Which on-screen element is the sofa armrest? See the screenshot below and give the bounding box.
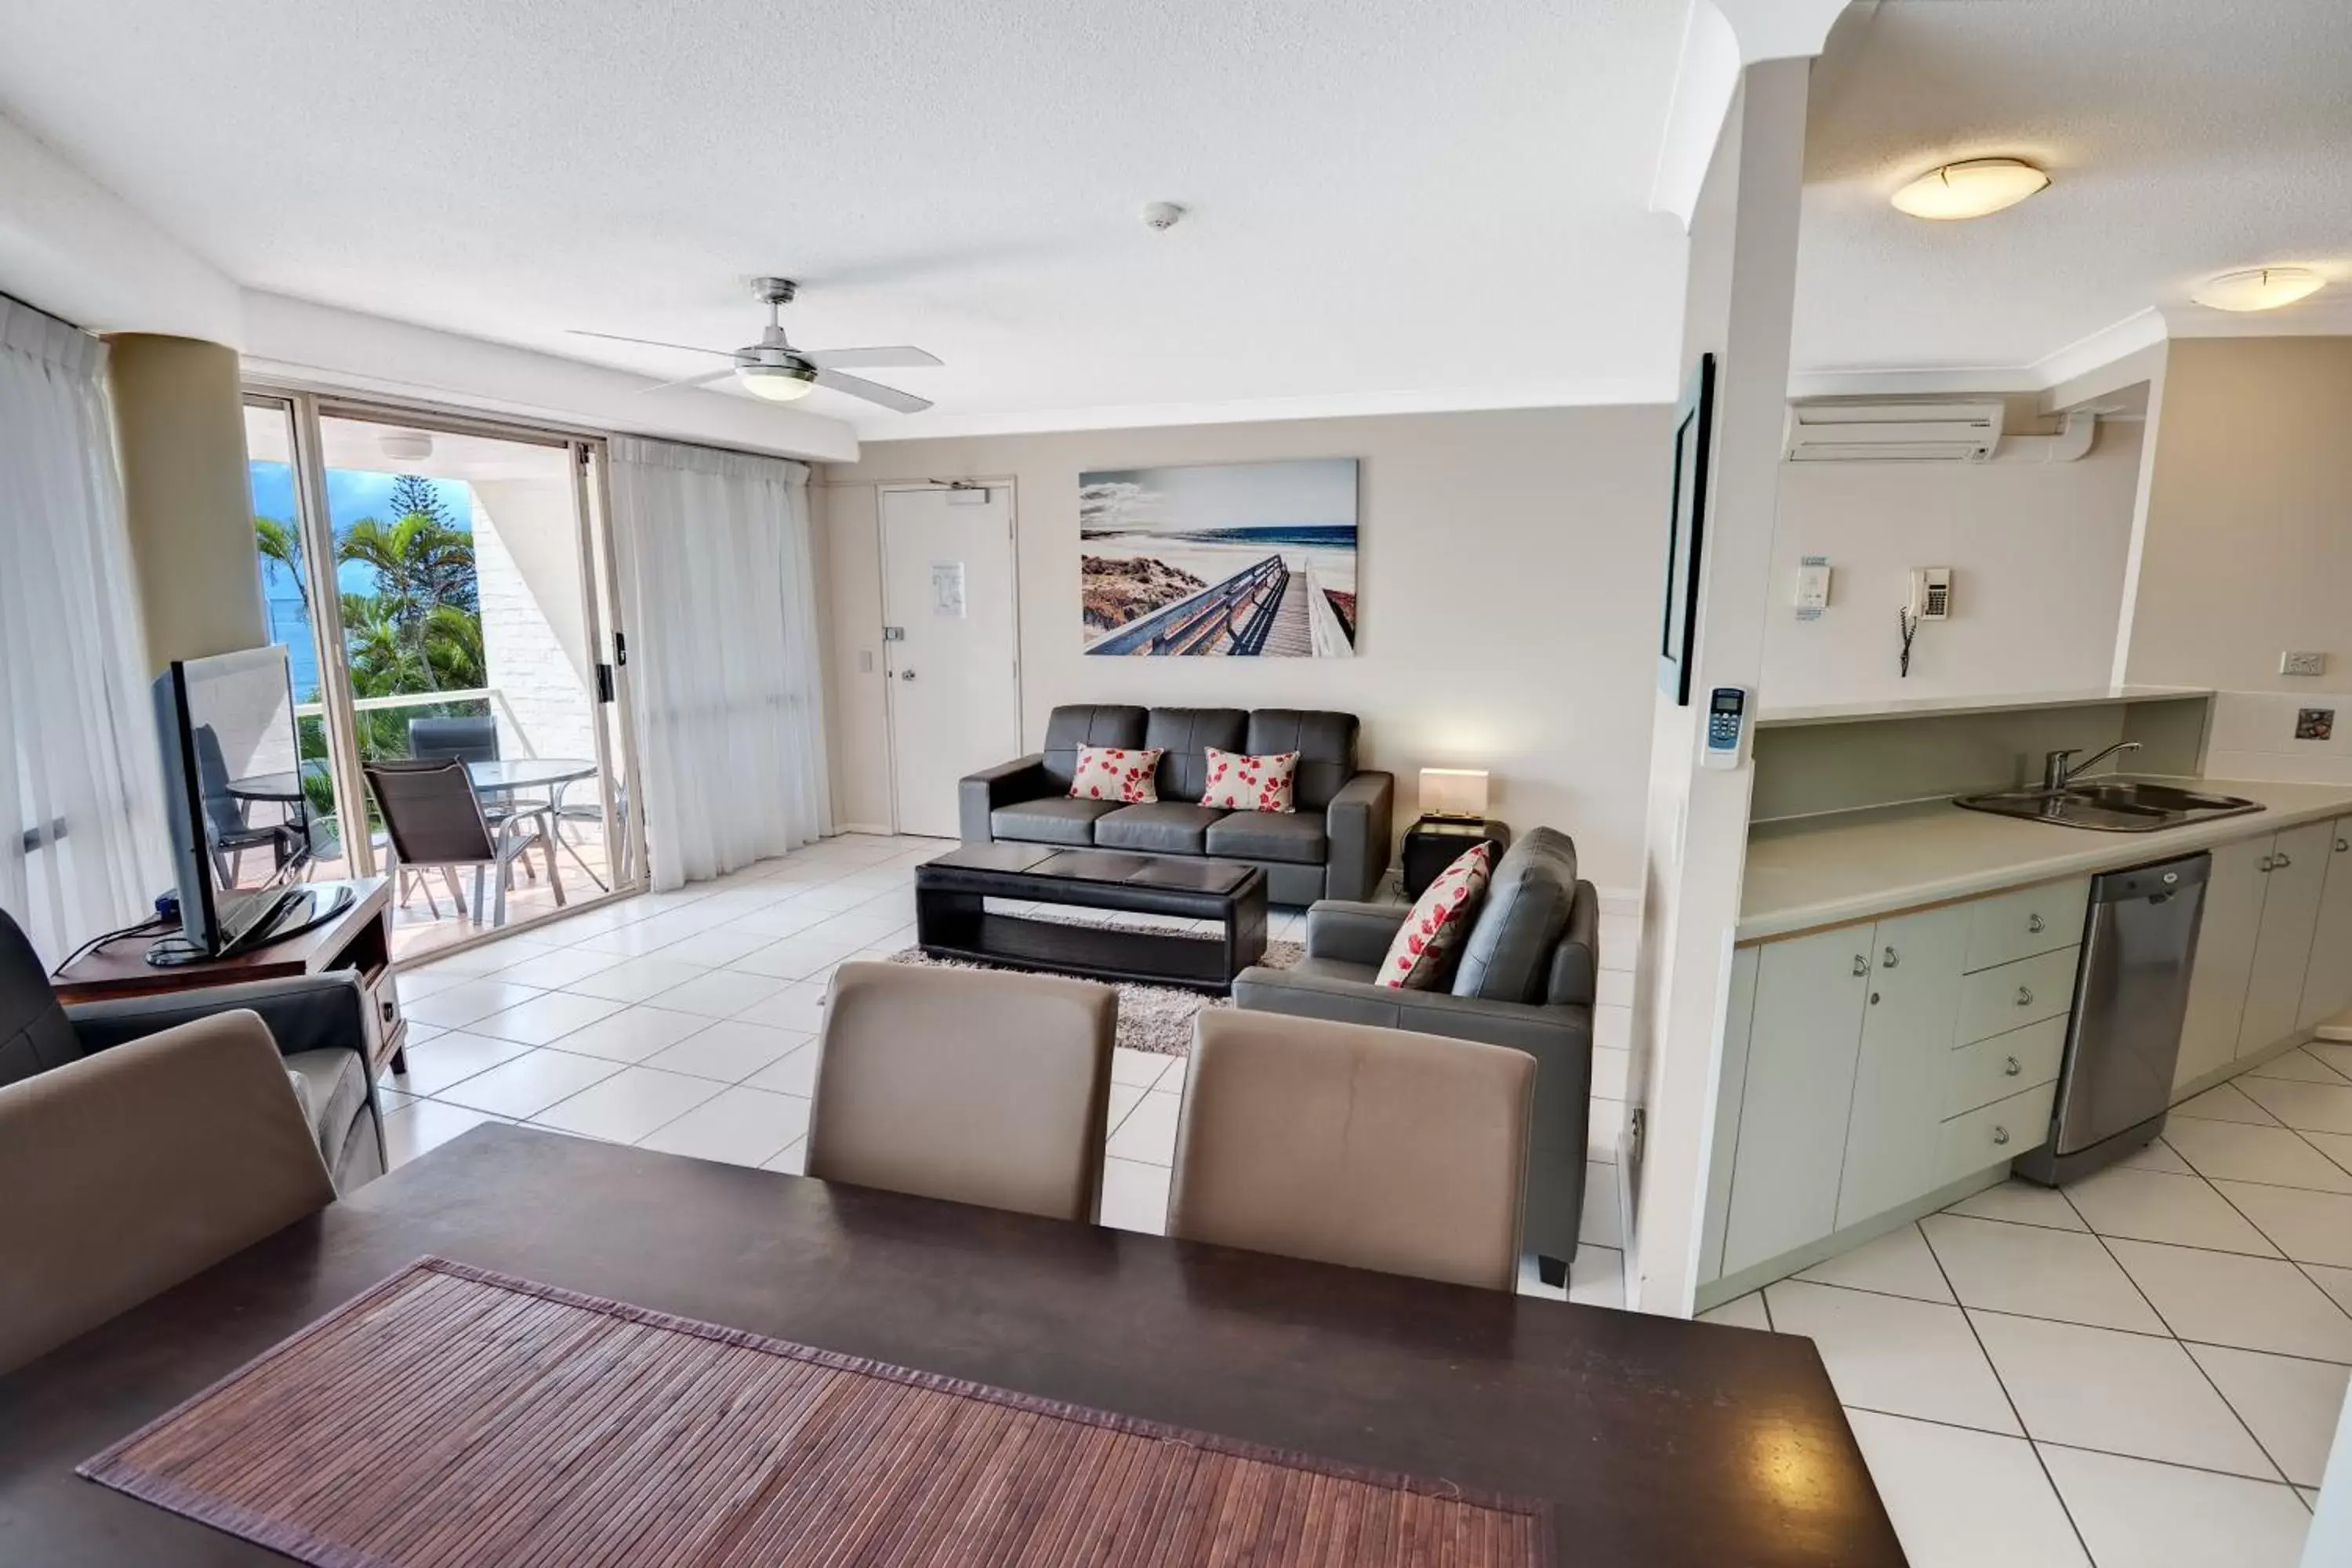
[1548,880,1602,1008]
[1304,900,1409,965]
[959,753,1051,842]
[1323,770,1396,902]
[67,972,374,1065]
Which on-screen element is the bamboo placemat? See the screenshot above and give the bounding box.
[82,1257,1552,1566]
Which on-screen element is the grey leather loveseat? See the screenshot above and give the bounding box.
[960,705,1395,906]
[1231,827,1598,1283]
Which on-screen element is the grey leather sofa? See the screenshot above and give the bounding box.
[0,908,386,1192]
[1230,827,1597,1283]
[960,705,1395,906]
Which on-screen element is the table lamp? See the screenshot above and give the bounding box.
[1419,768,1490,822]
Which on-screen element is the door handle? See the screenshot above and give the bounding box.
[2016,986,2034,1007]
[1882,946,1900,969]
[2005,1055,2022,1076]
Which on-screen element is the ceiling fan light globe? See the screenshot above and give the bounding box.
[1890,158,2049,220]
[737,361,818,401]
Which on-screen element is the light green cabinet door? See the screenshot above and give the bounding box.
[2297,818,2352,1033]
[1836,904,1972,1229]
[1721,922,1872,1277]
[2240,821,2334,1058]
[2176,833,2271,1095]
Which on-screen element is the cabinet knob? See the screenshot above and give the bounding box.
[2027,913,2045,935]
[1991,1126,2012,1147]
[2016,985,2034,1007]
[2005,1055,2022,1076]
[1870,992,1882,1005]
[2276,852,2293,869]
[2259,855,2277,873]
[2336,838,2348,853]
[1852,955,1869,978]
[1883,946,1900,969]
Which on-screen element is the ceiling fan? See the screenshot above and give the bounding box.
[568,278,940,412]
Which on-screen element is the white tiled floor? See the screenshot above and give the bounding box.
[384,832,1640,1307]
[1707,1043,2352,1566]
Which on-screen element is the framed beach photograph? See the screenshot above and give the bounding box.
[1078,458,1358,657]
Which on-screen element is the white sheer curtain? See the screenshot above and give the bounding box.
[608,434,832,890]
[0,298,169,963]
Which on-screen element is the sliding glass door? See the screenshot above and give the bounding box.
[244,391,643,958]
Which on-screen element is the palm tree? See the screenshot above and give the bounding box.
[254,515,307,617]
[336,513,479,691]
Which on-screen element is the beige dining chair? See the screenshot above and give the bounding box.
[1170,1009,1537,1291]
[0,1011,336,1376]
[808,962,1119,1222]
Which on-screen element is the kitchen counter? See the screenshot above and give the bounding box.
[1755,684,2211,729]
[1740,776,2352,941]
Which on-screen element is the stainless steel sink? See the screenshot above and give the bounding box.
[1954,778,2266,833]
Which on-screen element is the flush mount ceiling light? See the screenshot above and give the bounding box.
[2190,266,2328,313]
[1891,158,2050,220]
[378,431,434,461]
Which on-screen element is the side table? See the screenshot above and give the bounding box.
[1401,817,1512,898]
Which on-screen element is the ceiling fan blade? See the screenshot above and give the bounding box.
[637,368,740,394]
[568,328,735,358]
[800,346,943,371]
[814,368,932,413]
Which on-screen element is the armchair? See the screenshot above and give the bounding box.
[1232,826,1596,1283]
[0,909,385,1192]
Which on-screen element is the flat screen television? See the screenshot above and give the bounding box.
[154,645,310,957]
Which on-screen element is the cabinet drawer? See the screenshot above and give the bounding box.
[1965,878,2090,972]
[1957,946,2080,1044]
[1937,1082,2055,1185]
[1945,1015,2067,1116]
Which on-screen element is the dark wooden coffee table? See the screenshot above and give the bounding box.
[916,844,1268,993]
[0,1124,1904,1565]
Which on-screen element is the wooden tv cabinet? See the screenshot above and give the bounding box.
[51,877,408,1076]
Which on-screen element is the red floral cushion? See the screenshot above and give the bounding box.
[1377,844,1494,990]
[1199,746,1299,814]
[1069,744,1164,803]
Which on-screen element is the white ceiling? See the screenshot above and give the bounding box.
[0,0,1693,437]
[1795,0,2352,385]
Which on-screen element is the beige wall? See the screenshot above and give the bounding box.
[1763,417,2143,707]
[817,406,1670,889]
[2118,337,2352,786]
[107,334,264,669]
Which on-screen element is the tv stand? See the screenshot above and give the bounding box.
[53,877,409,1076]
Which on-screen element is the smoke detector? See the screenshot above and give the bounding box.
[1141,201,1185,231]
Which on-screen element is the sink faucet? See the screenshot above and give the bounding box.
[2044,741,2142,792]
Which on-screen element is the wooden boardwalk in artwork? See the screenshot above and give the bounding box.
[1087,554,1309,656]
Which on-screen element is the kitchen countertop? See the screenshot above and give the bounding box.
[1740,776,2352,942]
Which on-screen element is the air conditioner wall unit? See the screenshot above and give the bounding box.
[1784,399,2006,463]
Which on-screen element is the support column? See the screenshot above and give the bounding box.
[106,333,263,670]
[1627,56,1813,1316]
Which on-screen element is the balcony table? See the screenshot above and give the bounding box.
[0,1123,1900,1566]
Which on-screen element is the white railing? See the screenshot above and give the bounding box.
[292,685,543,758]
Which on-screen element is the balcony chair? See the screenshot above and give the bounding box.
[362,758,560,929]
[191,722,304,886]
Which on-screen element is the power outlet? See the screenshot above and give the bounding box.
[2281,651,2328,677]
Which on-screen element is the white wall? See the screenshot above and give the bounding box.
[2123,337,2352,785]
[470,481,597,764]
[1761,419,2143,707]
[817,405,1669,891]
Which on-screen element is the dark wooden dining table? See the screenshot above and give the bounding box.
[0,1124,1905,1566]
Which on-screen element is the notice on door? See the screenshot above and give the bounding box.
[931,561,967,618]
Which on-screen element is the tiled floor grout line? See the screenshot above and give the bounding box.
[2071,1169,2297,1490]
[1911,1217,2100,1564]
[1838,1402,2318,1490]
[2198,1170,2352,1341]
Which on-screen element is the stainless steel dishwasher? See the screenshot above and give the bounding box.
[2014,851,2210,1186]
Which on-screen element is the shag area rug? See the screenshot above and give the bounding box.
[884,921,1304,1057]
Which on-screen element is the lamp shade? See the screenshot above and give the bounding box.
[1419,768,1490,818]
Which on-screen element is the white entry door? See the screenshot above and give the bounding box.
[880,485,1021,837]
